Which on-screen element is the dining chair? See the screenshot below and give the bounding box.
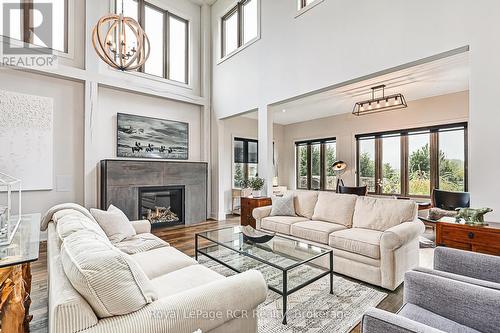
[338,185,368,196]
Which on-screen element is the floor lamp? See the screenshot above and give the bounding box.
[332,161,348,192]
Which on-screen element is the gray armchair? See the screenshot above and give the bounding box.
[362,270,500,333]
[415,247,500,290]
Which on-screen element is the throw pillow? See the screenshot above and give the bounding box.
[90,205,136,243]
[352,196,417,231]
[290,190,319,219]
[270,194,296,217]
[56,210,109,242]
[61,230,157,318]
[312,192,357,227]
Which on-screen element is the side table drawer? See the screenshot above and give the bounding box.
[442,226,500,244]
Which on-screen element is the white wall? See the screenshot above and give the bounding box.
[84,87,203,207]
[0,69,84,215]
[211,0,500,219]
[280,91,469,190]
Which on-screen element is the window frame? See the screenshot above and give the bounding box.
[296,0,325,17]
[295,137,336,191]
[356,122,468,198]
[0,0,70,55]
[233,137,259,189]
[115,0,190,84]
[220,0,260,61]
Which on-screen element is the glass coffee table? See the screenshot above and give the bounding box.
[195,226,333,324]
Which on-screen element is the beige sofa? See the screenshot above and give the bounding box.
[253,191,425,291]
[43,205,267,333]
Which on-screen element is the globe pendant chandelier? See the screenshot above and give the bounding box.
[92,0,150,71]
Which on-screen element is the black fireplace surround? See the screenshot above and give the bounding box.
[138,186,185,228]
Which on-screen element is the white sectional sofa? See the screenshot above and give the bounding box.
[253,191,425,290]
[42,204,267,333]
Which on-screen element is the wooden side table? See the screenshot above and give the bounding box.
[434,218,500,255]
[0,214,41,333]
[240,197,272,228]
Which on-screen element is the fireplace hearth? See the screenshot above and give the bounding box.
[138,186,185,228]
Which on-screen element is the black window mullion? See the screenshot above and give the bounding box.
[375,137,383,195]
[237,2,243,48]
[401,134,409,197]
[430,130,439,193]
[164,11,169,79]
[307,144,312,190]
[23,0,33,44]
[320,143,326,190]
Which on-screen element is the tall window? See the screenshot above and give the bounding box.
[296,138,336,191]
[233,138,258,188]
[116,0,189,84]
[221,0,258,58]
[0,0,68,53]
[356,123,467,197]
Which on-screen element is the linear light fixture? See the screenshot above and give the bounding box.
[352,85,407,116]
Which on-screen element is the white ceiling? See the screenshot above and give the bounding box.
[242,53,469,125]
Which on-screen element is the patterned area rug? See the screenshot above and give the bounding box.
[198,249,387,333]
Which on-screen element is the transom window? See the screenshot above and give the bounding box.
[233,137,258,188]
[221,0,258,58]
[116,0,189,84]
[0,0,68,53]
[296,138,336,191]
[356,123,468,197]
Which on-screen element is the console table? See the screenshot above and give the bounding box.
[432,217,500,255]
[0,214,41,332]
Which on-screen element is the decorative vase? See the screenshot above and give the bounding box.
[252,190,262,198]
[241,188,253,198]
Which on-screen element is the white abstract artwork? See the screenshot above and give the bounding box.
[0,89,53,191]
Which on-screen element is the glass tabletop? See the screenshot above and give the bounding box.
[197,226,331,271]
[0,214,41,268]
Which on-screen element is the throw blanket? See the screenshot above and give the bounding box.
[40,203,97,231]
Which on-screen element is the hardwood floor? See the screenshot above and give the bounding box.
[30,217,407,333]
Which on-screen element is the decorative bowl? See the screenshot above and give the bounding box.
[242,226,275,244]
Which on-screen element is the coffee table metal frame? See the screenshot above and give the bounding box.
[195,227,333,324]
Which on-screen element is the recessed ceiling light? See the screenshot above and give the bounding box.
[282,109,286,113]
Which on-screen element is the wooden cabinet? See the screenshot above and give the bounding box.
[240,197,272,228]
[436,221,500,255]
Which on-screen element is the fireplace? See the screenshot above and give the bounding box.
[138,186,185,228]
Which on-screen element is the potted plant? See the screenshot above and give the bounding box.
[238,179,252,197]
[248,177,265,197]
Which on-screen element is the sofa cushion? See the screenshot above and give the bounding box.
[56,210,108,242]
[151,265,225,298]
[270,194,295,217]
[398,303,481,333]
[289,190,319,219]
[329,228,383,259]
[131,246,198,280]
[261,216,309,234]
[312,192,357,227]
[114,233,169,255]
[61,230,157,318]
[352,196,417,231]
[291,221,346,244]
[90,205,137,243]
